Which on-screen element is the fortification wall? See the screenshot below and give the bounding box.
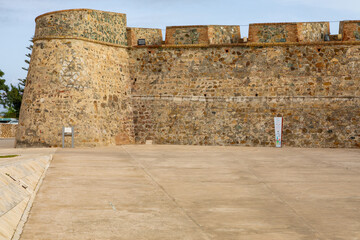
[132,96,359,147]
[17,39,134,147]
[16,8,360,148]
[129,44,360,97]
[129,44,360,147]
[16,9,134,147]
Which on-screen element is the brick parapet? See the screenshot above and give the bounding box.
[340,21,360,41]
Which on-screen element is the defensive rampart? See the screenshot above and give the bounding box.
[17,9,134,147]
[16,9,360,148]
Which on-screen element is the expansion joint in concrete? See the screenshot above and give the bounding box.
[244,163,326,239]
[121,146,212,240]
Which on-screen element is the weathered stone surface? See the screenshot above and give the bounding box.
[165,26,209,45]
[15,9,360,148]
[165,25,241,45]
[208,25,241,44]
[35,9,127,46]
[129,44,360,97]
[127,27,162,46]
[249,22,329,43]
[16,39,134,147]
[297,22,329,42]
[132,96,360,148]
[249,23,298,43]
[340,21,360,41]
[128,43,360,147]
[0,124,17,138]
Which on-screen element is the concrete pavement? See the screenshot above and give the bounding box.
[19,145,360,240]
[0,146,55,240]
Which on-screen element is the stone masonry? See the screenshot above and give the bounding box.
[16,9,360,148]
[0,124,18,138]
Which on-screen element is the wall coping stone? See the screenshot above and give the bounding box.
[35,8,126,22]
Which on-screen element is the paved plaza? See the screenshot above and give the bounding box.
[15,145,360,239]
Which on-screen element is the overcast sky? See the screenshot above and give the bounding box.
[1,0,360,86]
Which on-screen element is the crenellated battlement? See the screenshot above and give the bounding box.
[33,9,359,48]
[339,20,360,41]
[126,27,162,46]
[17,9,360,148]
[248,22,330,43]
[165,25,241,45]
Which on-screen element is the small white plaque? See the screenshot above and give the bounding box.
[145,140,153,145]
[274,117,283,148]
[64,127,72,134]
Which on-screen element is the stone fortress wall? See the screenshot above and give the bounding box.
[16,9,134,147]
[0,124,18,138]
[16,9,360,148]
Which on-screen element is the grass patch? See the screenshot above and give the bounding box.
[0,155,18,158]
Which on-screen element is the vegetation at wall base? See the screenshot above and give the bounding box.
[0,155,18,158]
[0,70,23,118]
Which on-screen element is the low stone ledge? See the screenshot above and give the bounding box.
[0,155,52,240]
[0,125,17,138]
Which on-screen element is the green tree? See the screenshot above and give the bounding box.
[18,38,33,93]
[0,70,22,118]
[0,38,33,118]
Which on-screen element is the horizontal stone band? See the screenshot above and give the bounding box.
[131,95,360,102]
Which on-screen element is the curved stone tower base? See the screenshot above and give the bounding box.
[16,9,134,147]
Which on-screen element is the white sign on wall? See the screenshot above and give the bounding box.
[274,117,283,148]
[64,127,72,134]
[62,126,75,148]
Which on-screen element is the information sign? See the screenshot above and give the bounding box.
[62,126,74,148]
[64,127,72,134]
[274,117,283,148]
